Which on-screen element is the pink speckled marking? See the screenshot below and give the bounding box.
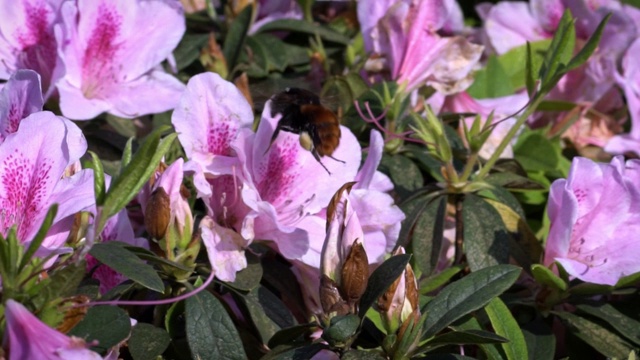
[4,102,23,137]
[0,149,52,241]
[14,2,57,90]
[81,4,123,98]
[257,138,300,206]
[207,121,236,155]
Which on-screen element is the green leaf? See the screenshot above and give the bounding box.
[261,343,326,360]
[451,316,505,360]
[358,254,411,317]
[485,297,528,360]
[513,130,560,172]
[228,251,263,291]
[68,306,131,353]
[462,195,510,271]
[223,4,253,75]
[565,14,611,72]
[616,271,640,288]
[255,19,350,45]
[467,55,515,99]
[173,34,209,71]
[379,154,423,199]
[422,264,521,339]
[186,290,247,360]
[522,319,556,360]
[555,311,634,359]
[268,323,316,349]
[88,151,106,205]
[20,204,57,270]
[539,10,576,93]
[239,285,295,343]
[33,261,86,308]
[403,195,446,277]
[322,314,361,346]
[531,264,567,291]
[89,242,164,293]
[342,350,387,360]
[120,137,134,172]
[420,265,464,295]
[129,323,171,360]
[576,303,640,346]
[100,127,176,231]
[421,329,508,352]
[485,172,545,191]
[525,42,536,96]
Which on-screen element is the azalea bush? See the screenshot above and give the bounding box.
[1,0,640,359]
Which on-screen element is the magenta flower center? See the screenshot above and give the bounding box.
[81,4,122,99]
[0,149,52,241]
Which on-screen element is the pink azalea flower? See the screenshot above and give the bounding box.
[358,0,483,94]
[56,0,186,120]
[3,299,103,359]
[250,0,303,34]
[605,38,640,156]
[0,0,65,96]
[199,216,247,282]
[543,156,640,285]
[0,112,94,258]
[0,69,43,142]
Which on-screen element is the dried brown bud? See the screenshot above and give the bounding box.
[320,274,348,315]
[325,182,357,232]
[148,162,168,189]
[57,295,90,333]
[405,263,419,312]
[145,187,171,239]
[377,269,402,312]
[341,240,369,305]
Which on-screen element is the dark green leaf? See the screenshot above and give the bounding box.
[403,144,446,181]
[88,151,106,205]
[467,55,515,99]
[20,204,57,270]
[322,314,361,346]
[256,19,350,45]
[531,264,567,291]
[462,195,510,271]
[406,195,446,277]
[576,303,640,345]
[555,311,634,359]
[100,127,176,231]
[228,251,263,291]
[129,323,171,360]
[358,254,411,317]
[422,329,508,351]
[261,343,326,360]
[379,154,423,199]
[565,14,611,72]
[173,34,209,71]
[420,265,464,295]
[186,290,246,360]
[33,262,86,307]
[485,297,528,360]
[89,242,164,293]
[239,285,295,343]
[68,306,131,353]
[342,350,387,360]
[522,318,556,360]
[322,74,369,112]
[451,315,505,360]
[616,271,640,288]
[525,42,535,96]
[121,244,192,272]
[537,100,578,112]
[485,172,545,191]
[422,265,521,339]
[268,323,316,349]
[223,5,253,74]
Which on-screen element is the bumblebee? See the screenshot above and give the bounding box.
[267,88,344,174]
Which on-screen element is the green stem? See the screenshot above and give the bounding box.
[459,152,479,183]
[476,95,543,179]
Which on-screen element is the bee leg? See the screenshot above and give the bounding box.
[264,127,281,155]
[328,155,346,164]
[312,149,332,175]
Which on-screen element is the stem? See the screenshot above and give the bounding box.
[453,195,465,265]
[475,96,543,179]
[459,152,479,183]
[445,162,460,184]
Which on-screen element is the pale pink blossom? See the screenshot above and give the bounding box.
[0,0,65,96]
[56,0,186,120]
[0,112,94,258]
[0,69,43,142]
[543,156,640,285]
[3,299,103,359]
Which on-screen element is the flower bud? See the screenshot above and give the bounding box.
[145,187,171,239]
[320,275,349,316]
[377,247,420,334]
[341,240,369,306]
